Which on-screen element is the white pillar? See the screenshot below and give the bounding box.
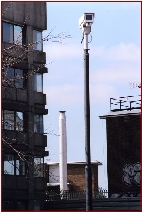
[84,33,88,50]
[59,111,67,191]
[82,26,91,50]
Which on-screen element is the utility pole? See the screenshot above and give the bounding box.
[79,13,95,211]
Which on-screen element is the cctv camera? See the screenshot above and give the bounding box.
[79,13,95,29]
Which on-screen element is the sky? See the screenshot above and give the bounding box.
[42,2,140,190]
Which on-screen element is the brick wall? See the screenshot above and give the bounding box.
[106,114,140,195]
[67,164,98,192]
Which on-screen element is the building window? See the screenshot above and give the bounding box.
[4,154,26,175]
[3,110,23,131]
[3,67,24,88]
[33,30,42,51]
[3,110,14,130]
[16,112,24,131]
[34,115,43,134]
[16,160,25,175]
[34,157,44,177]
[34,73,43,92]
[4,155,14,175]
[3,22,22,45]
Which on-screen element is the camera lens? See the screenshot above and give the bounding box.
[86,15,92,20]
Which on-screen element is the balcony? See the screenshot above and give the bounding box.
[2,130,28,146]
[34,133,47,147]
[2,87,28,102]
[34,91,46,105]
[2,175,28,190]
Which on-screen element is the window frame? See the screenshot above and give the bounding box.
[33,29,43,51]
[34,73,43,92]
[2,110,24,132]
[34,114,43,134]
[2,21,23,45]
[34,157,44,177]
[3,67,25,88]
[3,154,26,176]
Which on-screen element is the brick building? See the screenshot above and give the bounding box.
[45,161,102,194]
[100,95,141,197]
[2,2,48,210]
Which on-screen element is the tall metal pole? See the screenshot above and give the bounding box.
[84,32,92,211]
[79,13,95,210]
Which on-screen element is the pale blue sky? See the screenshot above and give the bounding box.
[43,2,140,189]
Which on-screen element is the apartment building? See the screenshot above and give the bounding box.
[2,2,48,210]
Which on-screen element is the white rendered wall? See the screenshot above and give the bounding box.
[49,165,60,183]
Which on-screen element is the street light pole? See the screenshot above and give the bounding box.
[84,46,92,211]
[79,13,95,211]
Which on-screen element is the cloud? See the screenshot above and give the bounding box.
[44,82,117,108]
[44,42,82,61]
[90,64,140,85]
[90,84,116,103]
[92,43,140,62]
[44,84,83,107]
[44,42,140,63]
[43,41,140,108]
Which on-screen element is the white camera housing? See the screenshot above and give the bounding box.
[79,13,95,29]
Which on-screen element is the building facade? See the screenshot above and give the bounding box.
[100,95,141,198]
[2,2,48,210]
[45,161,102,195]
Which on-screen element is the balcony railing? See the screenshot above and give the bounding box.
[46,190,107,201]
[45,189,140,201]
[110,95,141,112]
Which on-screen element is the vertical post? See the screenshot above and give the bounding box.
[59,111,67,193]
[120,100,122,110]
[79,13,95,210]
[84,46,92,210]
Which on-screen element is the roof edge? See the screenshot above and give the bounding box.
[99,109,141,119]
